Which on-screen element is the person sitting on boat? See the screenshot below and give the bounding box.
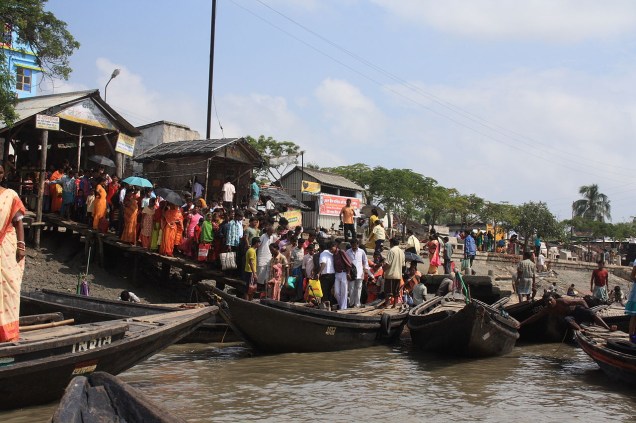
[610,285,626,306]
[119,291,140,303]
[516,251,536,302]
[566,284,577,296]
[520,293,615,332]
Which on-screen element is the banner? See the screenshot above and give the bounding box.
[280,209,302,228]
[319,194,361,216]
[35,114,59,131]
[115,133,136,157]
[58,99,116,130]
[301,180,321,194]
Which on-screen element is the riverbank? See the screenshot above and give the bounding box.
[22,231,632,305]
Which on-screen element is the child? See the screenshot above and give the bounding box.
[244,237,260,300]
[85,188,96,225]
[567,284,577,296]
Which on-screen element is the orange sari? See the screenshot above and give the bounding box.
[0,189,26,342]
[49,170,63,212]
[120,196,139,244]
[160,206,183,256]
[92,184,107,229]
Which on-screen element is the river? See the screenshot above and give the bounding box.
[1,339,634,422]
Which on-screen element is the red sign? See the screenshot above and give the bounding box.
[319,194,361,216]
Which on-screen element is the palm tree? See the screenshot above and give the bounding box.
[572,184,611,222]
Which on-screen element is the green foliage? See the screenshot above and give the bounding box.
[245,135,301,182]
[572,184,611,222]
[0,0,80,125]
[515,202,560,249]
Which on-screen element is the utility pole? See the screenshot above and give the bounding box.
[206,0,217,139]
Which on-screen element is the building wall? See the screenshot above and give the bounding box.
[2,31,42,99]
[130,122,200,174]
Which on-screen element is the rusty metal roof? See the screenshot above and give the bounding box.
[133,137,262,164]
[281,166,364,191]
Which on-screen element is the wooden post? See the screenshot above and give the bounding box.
[34,130,48,249]
[76,125,83,170]
[204,157,210,203]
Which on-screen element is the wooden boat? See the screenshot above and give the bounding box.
[197,282,409,353]
[408,294,520,357]
[0,307,215,410]
[52,371,184,423]
[575,326,636,384]
[505,299,631,343]
[21,289,236,343]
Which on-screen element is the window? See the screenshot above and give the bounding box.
[16,67,31,92]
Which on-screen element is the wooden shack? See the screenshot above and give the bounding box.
[134,137,263,204]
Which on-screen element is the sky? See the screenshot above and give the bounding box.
[44,0,636,222]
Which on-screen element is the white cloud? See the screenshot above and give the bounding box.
[314,78,387,145]
[371,0,636,42]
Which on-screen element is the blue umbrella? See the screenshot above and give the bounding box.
[122,176,153,188]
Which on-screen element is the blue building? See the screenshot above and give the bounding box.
[1,25,43,99]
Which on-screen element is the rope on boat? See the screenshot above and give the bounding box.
[455,272,471,304]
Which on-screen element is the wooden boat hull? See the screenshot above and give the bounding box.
[52,372,184,423]
[200,284,408,353]
[409,298,519,357]
[575,329,636,385]
[505,300,570,343]
[21,289,235,343]
[0,307,214,410]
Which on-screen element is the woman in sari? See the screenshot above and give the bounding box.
[160,203,184,257]
[49,166,64,212]
[0,165,26,342]
[92,177,107,230]
[427,234,441,274]
[139,197,156,248]
[120,189,139,244]
[150,200,165,251]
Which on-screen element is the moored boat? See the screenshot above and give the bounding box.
[505,298,569,343]
[575,326,636,385]
[0,307,215,410]
[197,282,408,353]
[52,371,184,423]
[21,288,234,343]
[408,294,520,357]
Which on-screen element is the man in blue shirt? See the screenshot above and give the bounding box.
[248,177,260,210]
[464,230,477,274]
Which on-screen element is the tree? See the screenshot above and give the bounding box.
[515,202,561,250]
[245,135,301,183]
[0,0,80,125]
[572,184,611,222]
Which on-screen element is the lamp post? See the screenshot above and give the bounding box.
[104,68,120,102]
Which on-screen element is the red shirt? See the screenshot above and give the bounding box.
[592,268,608,287]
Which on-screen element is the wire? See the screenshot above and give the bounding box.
[212,94,224,138]
[231,0,635,182]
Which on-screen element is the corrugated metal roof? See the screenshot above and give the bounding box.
[261,186,309,209]
[0,89,140,136]
[283,166,364,191]
[134,137,260,163]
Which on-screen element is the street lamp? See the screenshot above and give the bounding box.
[104,68,120,102]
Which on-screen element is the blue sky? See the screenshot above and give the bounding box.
[45,0,636,222]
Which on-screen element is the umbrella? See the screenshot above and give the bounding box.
[122,176,153,188]
[404,251,425,263]
[88,154,116,168]
[154,187,185,206]
[360,204,386,218]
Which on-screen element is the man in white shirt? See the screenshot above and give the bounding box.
[319,241,337,306]
[405,230,421,254]
[222,178,236,211]
[193,176,204,199]
[256,225,278,289]
[346,239,371,308]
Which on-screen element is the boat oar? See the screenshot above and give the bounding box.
[20,319,75,332]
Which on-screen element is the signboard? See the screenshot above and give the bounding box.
[35,114,59,131]
[301,180,321,194]
[319,194,361,216]
[280,209,302,228]
[57,99,116,130]
[115,133,136,156]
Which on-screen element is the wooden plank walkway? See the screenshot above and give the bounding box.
[38,213,241,288]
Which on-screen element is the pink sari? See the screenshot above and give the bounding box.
[0,189,26,342]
